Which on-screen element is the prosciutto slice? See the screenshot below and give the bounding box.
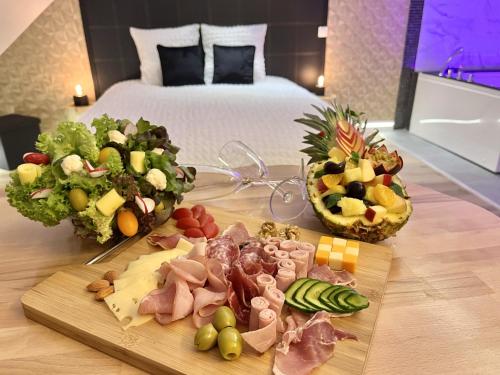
[308,265,357,288]
[222,222,250,246]
[241,308,277,354]
[273,311,357,375]
[147,233,183,249]
[192,288,227,328]
[227,263,260,324]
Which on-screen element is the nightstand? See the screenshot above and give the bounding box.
[65,102,94,122]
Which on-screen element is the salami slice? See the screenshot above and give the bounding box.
[205,235,239,272]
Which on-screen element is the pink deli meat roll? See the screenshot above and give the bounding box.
[263,244,278,261]
[263,286,286,332]
[256,273,277,295]
[290,250,309,279]
[297,242,316,271]
[273,250,290,261]
[241,308,277,354]
[277,259,296,272]
[279,240,297,252]
[275,268,296,292]
[249,296,270,331]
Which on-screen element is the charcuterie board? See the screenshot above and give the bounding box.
[21,204,392,375]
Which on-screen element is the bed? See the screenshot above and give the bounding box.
[79,76,326,166]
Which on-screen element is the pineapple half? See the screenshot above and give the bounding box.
[306,161,412,243]
[296,102,413,243]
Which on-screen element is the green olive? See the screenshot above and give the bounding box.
[213,306,236,332]
[194,323,218,351]
[69,188,89,211]
[217,327,242,361]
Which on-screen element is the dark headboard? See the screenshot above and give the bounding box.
[80,0,328,97]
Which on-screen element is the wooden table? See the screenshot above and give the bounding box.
[1,166,499,374]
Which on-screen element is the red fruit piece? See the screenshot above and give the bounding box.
[23,152,50,165]
[191,204,206,219]
[184,227,205,238]
[317,178,328,194]
[198,213,215,227]
[202,222,219,239]
[172,208,192,220]
[176,217,200,229]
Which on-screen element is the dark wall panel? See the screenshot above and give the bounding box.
[80,0,328,97]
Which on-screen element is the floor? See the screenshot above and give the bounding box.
[382,129,500,216]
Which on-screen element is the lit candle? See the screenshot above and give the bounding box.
[316,75,325,88]
[75,84,84,97]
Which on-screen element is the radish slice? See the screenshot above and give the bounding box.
[123,122,137,135]
[135,195,156,214]
[30,188,52,199]
[175,167,184,178]
[89,168,108,178]
[83,160,95,173]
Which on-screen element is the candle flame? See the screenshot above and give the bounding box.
[316,75,325,88]
[75,84,84,97]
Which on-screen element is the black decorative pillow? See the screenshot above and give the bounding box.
[157,45,205,86]
[212,45,256,84]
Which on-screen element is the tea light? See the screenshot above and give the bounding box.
[73,84,89,106]
[316,75,325,89]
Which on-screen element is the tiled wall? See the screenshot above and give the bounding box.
[0,0,94,131]
[325,0,411,120]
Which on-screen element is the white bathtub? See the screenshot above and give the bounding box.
[410,73,500,173]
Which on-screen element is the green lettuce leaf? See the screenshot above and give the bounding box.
[104,151,124,177]
[36,122,99,162]
[62,173,111,195]
[92,114,119,148]
[77,198,114,243]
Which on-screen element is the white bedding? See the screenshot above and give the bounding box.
[80,76,325,166]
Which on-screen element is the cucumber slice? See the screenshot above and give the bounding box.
[345,293,369,310]
[319,285,350,313]
[303,281,337,312]
[293,279,320,311]
[284,278,317,313]
[334,290,357,311]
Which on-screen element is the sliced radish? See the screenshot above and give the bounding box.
[83,160,95,173]
[30,188,52,199]
[175,167,184,178]
[135,195,155,214]
[89,167,109,178]
[123,122,137,136]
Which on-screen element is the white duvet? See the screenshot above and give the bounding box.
[80,76,325,166]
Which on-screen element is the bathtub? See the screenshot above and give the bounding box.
[409,73,500,173]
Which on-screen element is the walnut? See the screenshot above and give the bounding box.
[258,221,278,238]
[279,225,300,240]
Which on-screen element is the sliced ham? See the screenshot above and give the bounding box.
[263,286,285,332]
[273,250,290,261]
[308,265,357,288]
[290,250,309,279]
[192,288,227,328]
[273,311,357,375]
[166,258,208,290]
[267,237,281,247]
[297,242,316,271]
[205,258,228,293]
[248,296,270,331]
[256,273,276,295]
[222,222,250,246]
[279,240,297,252]
[241,308,277,354]
[139,277,193,325]
[263,244,278,261]
[275,268,296,292]
[277,259,296,272]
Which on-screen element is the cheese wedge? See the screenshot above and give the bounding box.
[343,246,359,273]
[328,251,343,271]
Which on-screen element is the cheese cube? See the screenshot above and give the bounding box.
[332,237,347,247]
[328,251,343,271]
[317,243,332,253]
[96,189,125,216]
[315,249,330,266]
[319,236,334,246]
[346,240,359,249]
[343,246,359,273]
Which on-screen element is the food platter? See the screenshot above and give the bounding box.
[21,204,392,375]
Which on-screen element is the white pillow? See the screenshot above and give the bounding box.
[200,24,267,84]
[130,24,200,86]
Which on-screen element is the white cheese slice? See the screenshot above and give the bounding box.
[328,251,344,271]
[176,238,194,252]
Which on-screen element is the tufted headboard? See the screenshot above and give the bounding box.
[79,0,328,97]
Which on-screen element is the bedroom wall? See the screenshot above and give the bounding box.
[325,0,410,121]
[0,0,94,131]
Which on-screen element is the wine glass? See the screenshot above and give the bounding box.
[184,141,308,221]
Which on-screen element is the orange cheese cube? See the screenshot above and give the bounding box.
[315,249,330,266]
[319,236,334,245]
[342,246,359,273]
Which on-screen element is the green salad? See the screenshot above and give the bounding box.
[6,115,196,243]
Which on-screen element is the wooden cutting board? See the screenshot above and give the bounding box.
[21,205,392,375]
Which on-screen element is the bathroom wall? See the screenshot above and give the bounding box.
[0,0,94,131]
[325,0,411,121]
[415,0,500,72]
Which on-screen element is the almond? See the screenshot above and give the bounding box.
[86,279,110,292]
[103,270,119,285]
[95,285,114,301]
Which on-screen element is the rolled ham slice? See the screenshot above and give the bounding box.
[241,308,277,354]
[249,296,270,331]
[263,244,278,261]
[290,250,309,279]
[279,240,297,252]
[275,268,296,292]
[263,286,285,332]
[297,242,316,271]
[256,273,277,295]
[192,288,227,328]
[274,250,290,261]
[277,259,296,272]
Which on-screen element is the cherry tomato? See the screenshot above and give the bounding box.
[198,213,214,227]
[176,217,200,229]
[202,222,219,239]
[184,227,205,238]
[172,207,193,220]
[191,204,206,219]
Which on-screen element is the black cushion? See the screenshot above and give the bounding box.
[157,45,205,86]
[212,45,255,84]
